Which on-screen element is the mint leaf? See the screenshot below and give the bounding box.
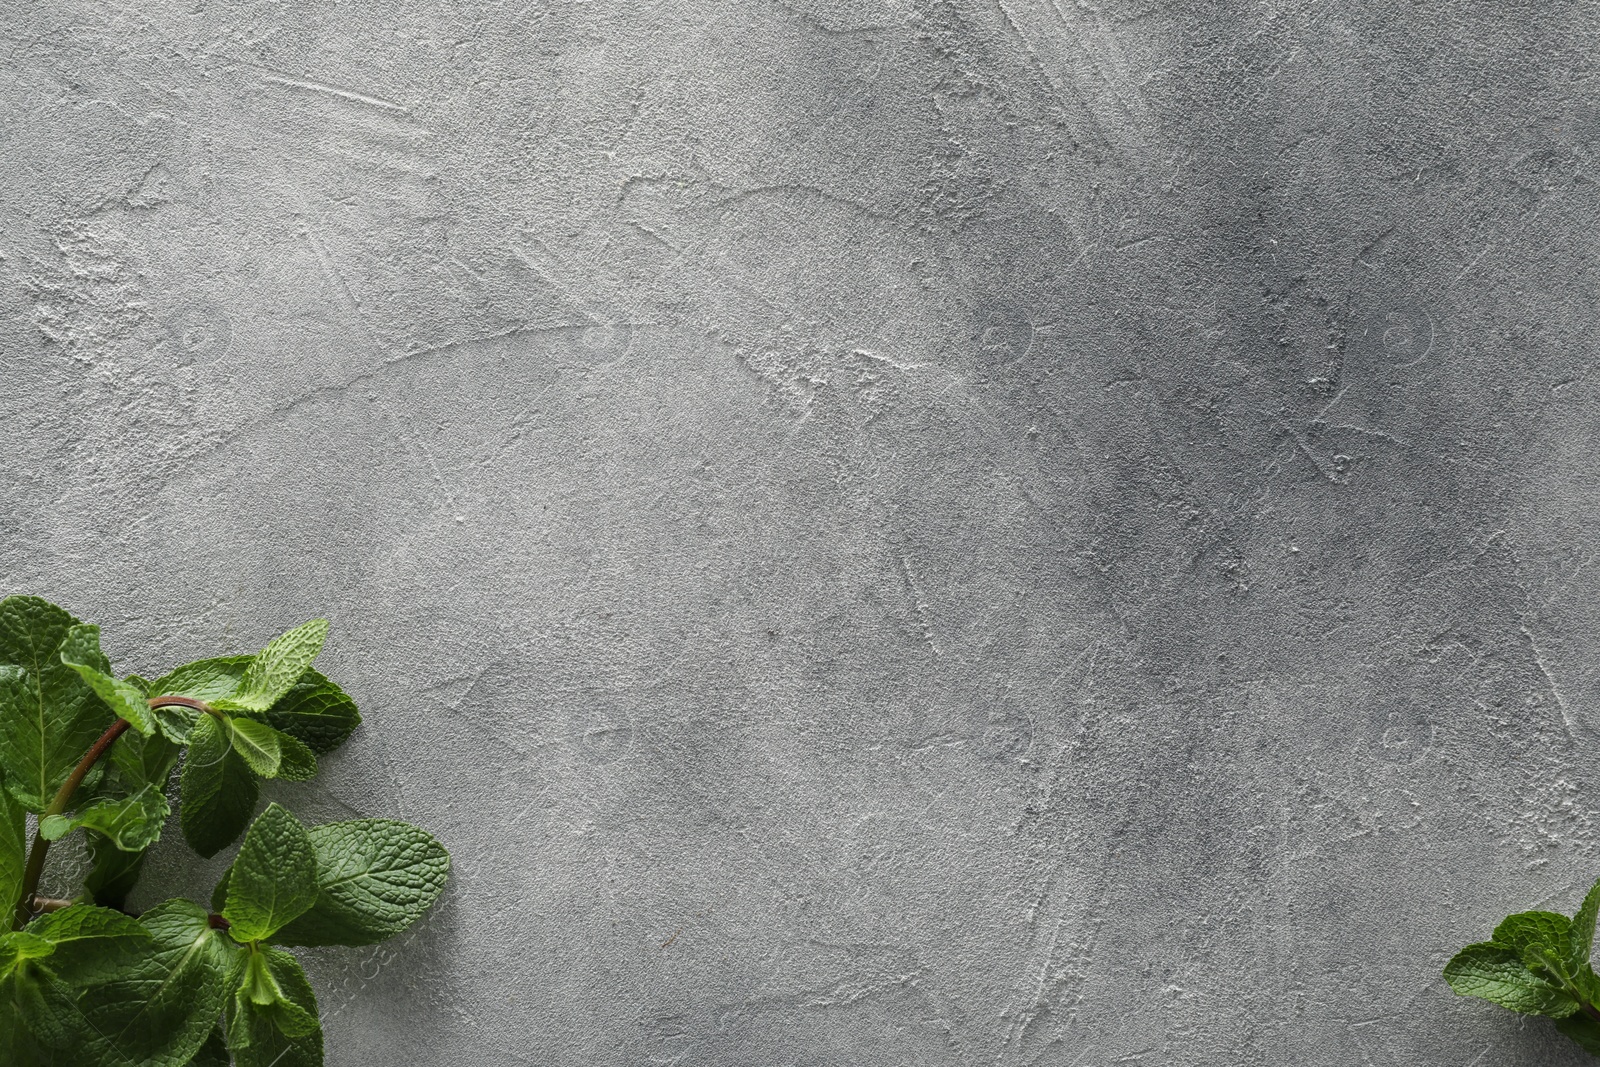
[1573,878,1600,968]
[179,714,259,858]
[149,655,250,702]
[216,620,329,715]
[275,819,450,947]
[40,783,169,851]
[1494,911,1573,959]
[276,730,318,782]
[223,716,282,778]
[79,898,243,1067]
[226,946,323,1067]
[221,804,318,942]
[266,669,361,755]
[108,725,180,792]
[1444,941,1580,1017]
[59,624,158,736]
[0,953,104,1065]
[24,902,149,984]
[0,596,118,811]
[0,775,24,924]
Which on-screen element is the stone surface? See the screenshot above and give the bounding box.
[4,1,1600,1063]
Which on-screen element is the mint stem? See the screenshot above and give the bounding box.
[10,695,215,930]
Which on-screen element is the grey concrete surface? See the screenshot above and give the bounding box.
[4,0,1600,1063]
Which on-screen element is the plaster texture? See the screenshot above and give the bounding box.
[4,1,1600,1063]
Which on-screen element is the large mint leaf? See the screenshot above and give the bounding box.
[1444,940,1580,1017]
[59,624,157,737]
[275,819,450,947]
[0,775,24,923]
[78,898,243,1067]
[221,804,318,942]
[0,597,118,812]
[40,783,169,851]
[226,947,323,1067]
[179,714,259,858]
[216,620,329,715]
[266,669,361,755]
[0,955,105,1066]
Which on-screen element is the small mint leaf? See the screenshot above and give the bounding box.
[1573,878,1600,969]
[223,716,282,778]
[179,714,259,859]
[273,730,317,782]
[39,783,169,851]
[266,669,361,755]
[221,804,318,942]
[225,946,323,1067]
[1445,940,1580,1017]
[275,819,449,947]
[221,621,329,715]
[108,726,179,792]
[59,624,157,736]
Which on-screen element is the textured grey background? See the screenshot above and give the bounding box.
[3,1,1600,1063]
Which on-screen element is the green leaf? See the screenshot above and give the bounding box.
[217,620,329,715]
[226,947,323,1067]
[23,902,149,984]
[1444,940,1580,1017]
[108,724,180,791]
[0,775,25,924]
[1494,911,1573,959]
[221,803,318,942]
[276,731,318,782]
[1573,878,1600,968]
[0,931,54,975]
[224,715,282,778]
[180,714,260,859]
[149,655,250,703]
[0,596,118,812]
[275,819,450,947]
[59,624,158,736]
[40,782,169,851]
[0,955,105,1065]
[266,669,361,755]
[79,898,243,1067]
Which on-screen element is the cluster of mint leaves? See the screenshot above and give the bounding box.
[0,596,449,1066]
[1445,879,1600,1055]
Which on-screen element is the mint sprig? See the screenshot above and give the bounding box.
[1447,880,1600,1053]
[0,595,449,1067]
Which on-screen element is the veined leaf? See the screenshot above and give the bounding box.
[40,783,169,852]
[1444,940,1580,1018]
[0,775,24,925]
[275,819,450,947]
[226,946,323,1067]
[216,620,329,715]
[148,655,249,703]
[179,715,259,859]
[78,898,243,1067]
[23,903,149,985]
[0,597,118,812]
[221,804,318,943]
[266,669,361,755]
[59,624,157,737]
